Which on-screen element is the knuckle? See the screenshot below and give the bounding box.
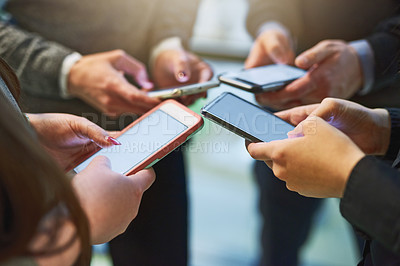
[286,182,296,192]
[100,96,113,109]
[271,148,286,162]
[104,76,121,90]
[273,167,286,180]
[321,97,339,109]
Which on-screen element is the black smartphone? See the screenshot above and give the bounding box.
[218,64,306,93]
[201,92,294,142]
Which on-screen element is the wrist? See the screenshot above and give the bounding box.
[339,149,365,198]
[348,40,375,96]
[61,53,82,99]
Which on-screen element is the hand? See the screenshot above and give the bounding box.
[245,29,295,69]
[68,50,160,116]
[151,49,213,106]
[255,40,363,109]
[247,116,365,198]
[27,113,120,171]
[276,98,391,155]
[72,156,155,244]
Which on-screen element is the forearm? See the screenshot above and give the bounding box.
[0,22,73,98]
[340,156,400,254]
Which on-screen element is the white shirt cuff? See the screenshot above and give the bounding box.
[149,37,183,70]
[349,40,375,96]
[59,52,82,99]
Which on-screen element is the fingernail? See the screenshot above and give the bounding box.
[176,71,187,81]
[106,136,121,145]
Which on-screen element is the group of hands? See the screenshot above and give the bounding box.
[29,47,213,245]
[31,28,377,244]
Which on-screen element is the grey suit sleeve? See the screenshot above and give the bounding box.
[246,0,303,39]
[0,22,74,99]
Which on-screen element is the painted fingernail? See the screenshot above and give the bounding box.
[106,136,121,145]
[177,71,187,81]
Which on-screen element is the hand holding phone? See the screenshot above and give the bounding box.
[73,100,203,175]
[201,92,294,142]
[219,64,306,93]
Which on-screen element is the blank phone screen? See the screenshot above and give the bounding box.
[235,64,306,85]
[74,109,188,174]
[205,93,294,142]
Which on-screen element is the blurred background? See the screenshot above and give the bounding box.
[92,0,360,265]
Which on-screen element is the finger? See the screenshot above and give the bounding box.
[309,98,342,122]
[287,123,304,138]
[70,117,112,148]
[93,88,158,116]
[295,41,337,69]
[255,75,313,108]
[109,78,161,110]
[172,50,191,83]
[245,41,273,69]
[267,38,293,65]
[275,104,320,125]
[126,168,156,192]
[247,142,275,161]
[197,62,213,82]
[111,50,154,89]
[294,116,321,137]
[179,94,198,106]
[86,155,112,170]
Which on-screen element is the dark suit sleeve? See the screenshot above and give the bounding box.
[366,15,400,92]
[383,108,400,162]
[340,155,400,254]
[0,21,73,99]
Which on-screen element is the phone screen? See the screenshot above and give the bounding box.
[74,109,188,174]
[235,65,306,86]
[203,93,294,142]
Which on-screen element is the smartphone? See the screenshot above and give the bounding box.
[147,80,220,99]
[201,92,294,142]
[72,100,203,175]
[218,64,306,93]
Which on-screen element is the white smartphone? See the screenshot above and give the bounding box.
[218,64,306,93]
[72,100,204,175]
[147,80,219,99]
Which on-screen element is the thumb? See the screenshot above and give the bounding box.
[126,168,156,192]
[172,50,191,83]
[287,123,304,139]
[289,115,320,137]
[295,42,336,69]
[86,155,112,170]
